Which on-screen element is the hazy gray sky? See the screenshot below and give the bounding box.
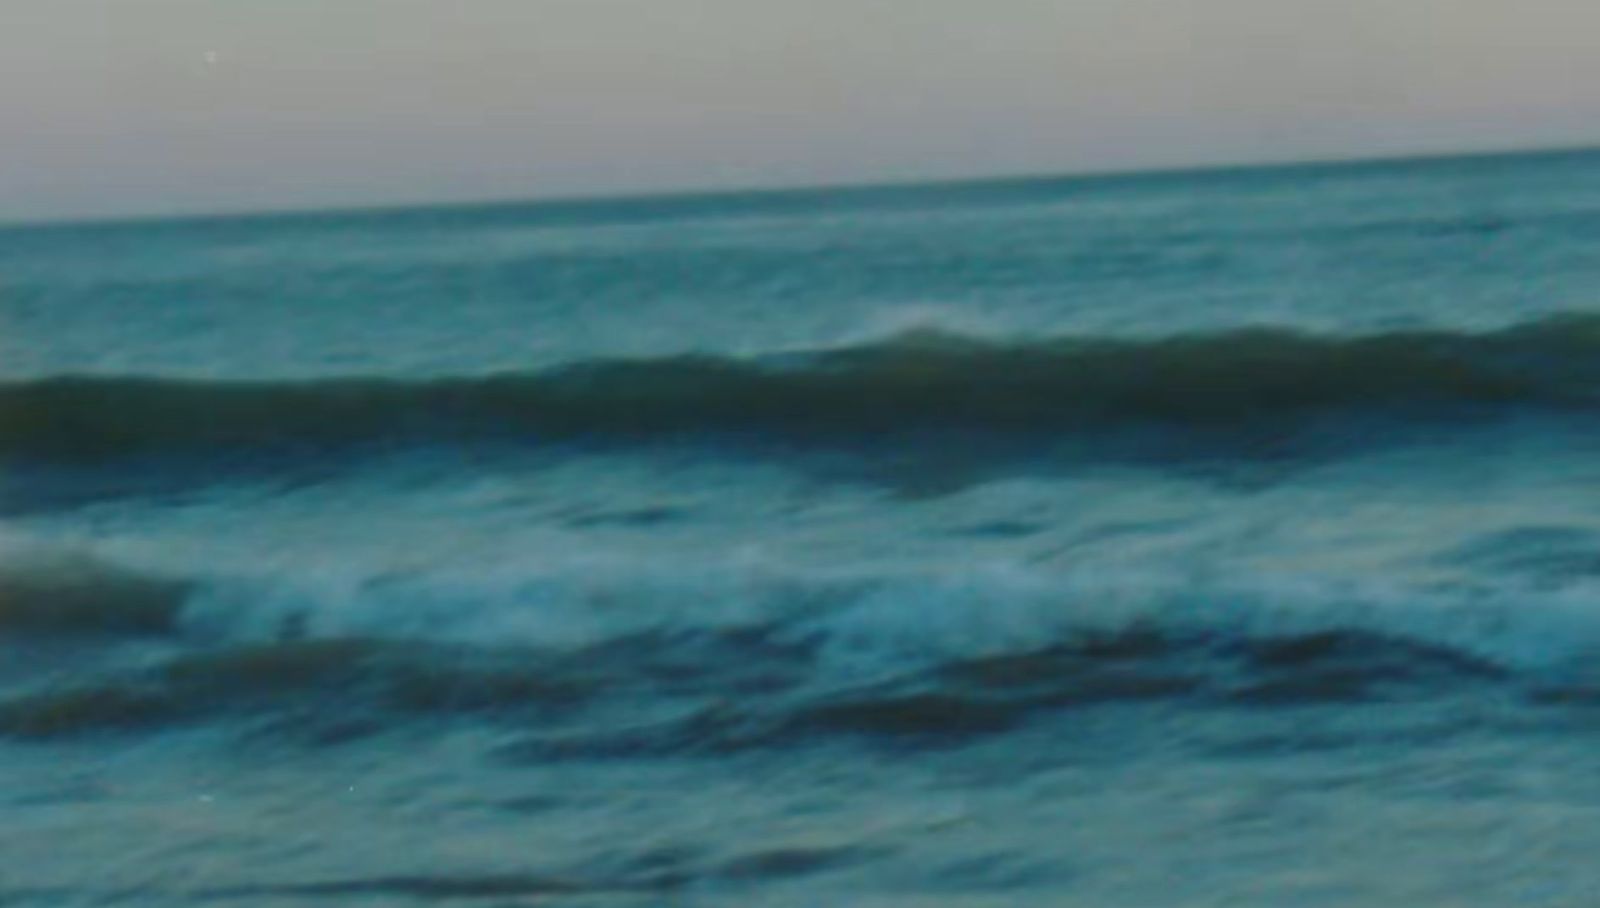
[4,0,1599,220]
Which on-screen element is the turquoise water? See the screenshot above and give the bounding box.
[4,150,1600,905]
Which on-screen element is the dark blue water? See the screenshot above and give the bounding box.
[5,150,1600,906]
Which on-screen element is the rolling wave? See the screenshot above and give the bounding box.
[4,315,1598,462]
[0,547,188,636]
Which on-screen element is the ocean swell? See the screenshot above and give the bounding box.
[4,314,1598,462]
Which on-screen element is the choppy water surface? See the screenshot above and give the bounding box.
[4,150,1600,906]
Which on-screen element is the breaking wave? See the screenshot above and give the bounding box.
[6,551,1599,739]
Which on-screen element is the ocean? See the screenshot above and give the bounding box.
[3,149,1600,906]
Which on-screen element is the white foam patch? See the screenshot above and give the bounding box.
[172,557,1600,682]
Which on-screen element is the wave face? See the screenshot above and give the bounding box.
[0,547,188,636]
[5,315,1598,462]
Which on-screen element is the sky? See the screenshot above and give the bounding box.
[3,0,1600,221]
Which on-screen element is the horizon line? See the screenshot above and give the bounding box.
[5,140,1598,232]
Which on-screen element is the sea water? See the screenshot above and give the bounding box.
[4,150,1600,906]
